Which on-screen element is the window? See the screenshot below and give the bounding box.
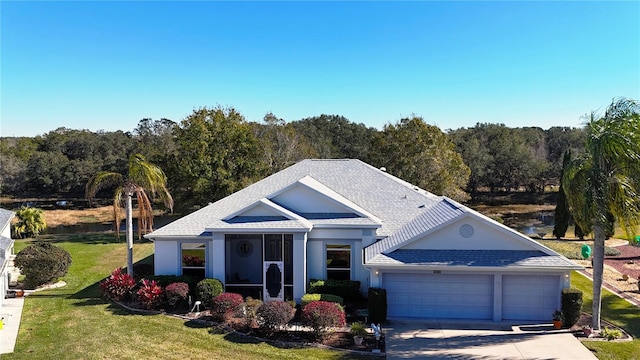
[326,244,351,280]
[181,243,205,278]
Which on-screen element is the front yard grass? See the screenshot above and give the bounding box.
[572,271,640,360]
[6,233,367,360]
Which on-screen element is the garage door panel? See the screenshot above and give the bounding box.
[503,275,559,321]
[383,273,493,320]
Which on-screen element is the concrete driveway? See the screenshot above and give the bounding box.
[385,319,597,360]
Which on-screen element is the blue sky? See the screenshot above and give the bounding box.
[1,1,638,137]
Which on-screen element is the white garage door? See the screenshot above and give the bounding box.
[502,275,560,321]
[382,273,493,319]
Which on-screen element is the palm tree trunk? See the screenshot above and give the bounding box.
[591,225,605,331]
[126,194,134,277]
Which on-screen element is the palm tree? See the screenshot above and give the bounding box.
[86,154,173,276]
[564,98,640,330]
[14,207,47,238]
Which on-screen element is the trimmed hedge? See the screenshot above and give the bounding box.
[211,292,244,321]
[14,241,72,289]
[301,293,344,308]
[561,287,583,328]
[368,287,387,324]
[301,300,346,339]
[256,301,295,335]
[308,279,362,301]
[196,278,224,307]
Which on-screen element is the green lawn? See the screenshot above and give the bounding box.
[572,272,640,360]
[4,234,366,360]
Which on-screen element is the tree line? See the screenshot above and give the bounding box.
[0,106,585,210]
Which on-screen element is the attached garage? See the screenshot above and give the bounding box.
[502,275,561,321]
[383,272,493,319]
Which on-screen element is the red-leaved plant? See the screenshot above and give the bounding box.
[256,301,295,335]
[137,279,164,310]
[100,268,136,301]
[211,292,244,321]
[165,282,190,308]
[302,300,346,339]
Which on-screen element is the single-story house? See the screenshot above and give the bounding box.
[146,159,581,321]
[0,208,16,310]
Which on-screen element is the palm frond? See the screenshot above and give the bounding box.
[85,171,124,206]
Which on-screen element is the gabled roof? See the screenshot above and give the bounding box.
[367,249,580,269]
[147,159,441,238]
[0,208,14,233]
[364,197,581,270]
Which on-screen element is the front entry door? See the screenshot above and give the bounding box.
[263,261,284,302]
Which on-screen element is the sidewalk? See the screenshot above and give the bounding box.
[0,295,25,354]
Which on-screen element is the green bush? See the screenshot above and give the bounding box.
[601,327,623,341]
[301,293,344,308]
[308,279,362,301]
[14,242,72,289]
[561,288,583,328]
[368,287,387,324]
[196,278,224,307]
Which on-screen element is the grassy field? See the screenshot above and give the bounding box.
[572,272,640,360]
[4,234,366,360]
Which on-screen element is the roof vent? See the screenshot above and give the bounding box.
[380,167,386,172]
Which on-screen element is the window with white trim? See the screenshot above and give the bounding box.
[181,243,205,277]
[326,244,351,280]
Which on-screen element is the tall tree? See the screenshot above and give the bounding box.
[564,98,640,330]
[172,107,264,209]
[553,150,571,239]
[252,113,317,174]
[86,154,173,276]
[370,116,470,201]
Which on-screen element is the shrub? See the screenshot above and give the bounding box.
[243,297,264,328]
[368,287,387,324]
[301,301,346,339]
[14,241,72,289]
[137,279,164,310]
[561,288,583,328]
[301,293,344,308]
[100,268,136,301]
[602,327,623,341]
[256,301,295,335]
[211,292,244,321]
[604,247,621,257]
[308,279,362,301]
[165,282,190,308]
[196,278,224,308]
[349,322,368,337]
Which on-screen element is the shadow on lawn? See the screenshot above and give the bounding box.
[33,232,155,246]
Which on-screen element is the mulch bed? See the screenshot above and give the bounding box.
[604,244,640,280]
[570,312,633,342]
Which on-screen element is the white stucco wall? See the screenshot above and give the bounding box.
[154,240,179,275]
[403,216,534,251]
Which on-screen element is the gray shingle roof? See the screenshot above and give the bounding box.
[367,249,581,269]
[365,199,466,262]
[148,159,441,238]
[0,208,14,231]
